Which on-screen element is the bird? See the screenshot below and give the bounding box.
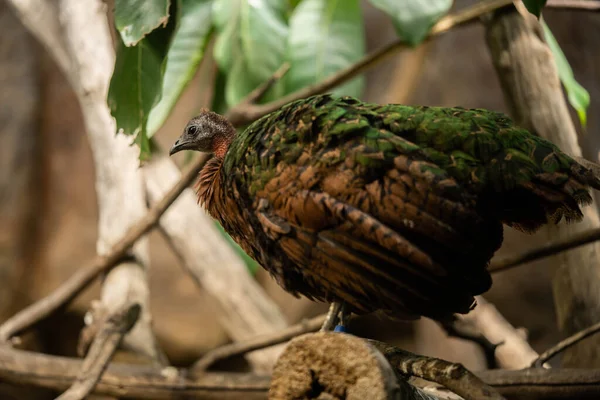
[169,94,600,331]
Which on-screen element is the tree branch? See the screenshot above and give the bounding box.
[56,303,140,400]
[191,314,326,373]
[532,320,600,367]
[451,296,540,369]
[546,0,600,10]
[489,227,600,273]
[1,342,600,399]
[485,3,600,368]
[371,340,506,400]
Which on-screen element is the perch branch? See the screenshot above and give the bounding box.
[532,320,600,367]
[56,303,141,400]
[191,314,326,373]
[489,227,600,273]
[371,340,506,400]
[239,62,291,106]
[1,343,600,398]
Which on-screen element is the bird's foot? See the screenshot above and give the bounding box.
[320,302,350,333]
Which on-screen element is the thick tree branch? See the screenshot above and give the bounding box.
[371,340,506,400]
[0,343,600,399]
[485,3,600,368]
[451,296,540,369]
[56,303,140,400]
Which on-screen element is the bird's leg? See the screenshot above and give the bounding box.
[320,302,342,332]
[334,303,350,333]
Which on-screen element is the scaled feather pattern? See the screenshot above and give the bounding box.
[194,94,600,321]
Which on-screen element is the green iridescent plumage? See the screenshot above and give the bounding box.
[178,94,600,321]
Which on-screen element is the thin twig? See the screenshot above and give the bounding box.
[489,227,600,273]
[191,314,326,373]
[239,62,291,106]
[370,340,506,400]
[0,154,208,343]
[546,0,600,10]
[532,320,600,367]
[56,303,141,400]
[227,0,515,126]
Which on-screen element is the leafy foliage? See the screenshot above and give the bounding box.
[114,0,171,46]
[522,0,547,18]
[285,0,365,97]
[368,0,452,45]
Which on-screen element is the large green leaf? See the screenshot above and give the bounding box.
[368,0,451,45]
[542,21,590,127]
[108,22,174,160]
[522,0,547,18]
[114,0,171,46]
[212,0,288,107]
[285,0,365,98]
[147,0,213,137]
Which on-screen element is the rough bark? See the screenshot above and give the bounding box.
[485,5,600,367]
[144,156,288,371]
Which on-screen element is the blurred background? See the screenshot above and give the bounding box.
[1,1,599,398]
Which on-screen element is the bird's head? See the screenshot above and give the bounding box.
[169,111,236,159]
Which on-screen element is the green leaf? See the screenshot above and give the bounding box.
[368,0,451,45]
[522,0,547,18]
[240,0,288,82]
[285,0,365,98]
[542,21,590,127]
[108,25,173,159]
[147,0,213,137]
[114,0,171,46]
[213,0,288,107]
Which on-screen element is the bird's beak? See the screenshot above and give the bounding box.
[169,138,193,156]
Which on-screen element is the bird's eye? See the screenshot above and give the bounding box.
[187,125,198,136]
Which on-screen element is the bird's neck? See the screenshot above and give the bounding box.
[196,157,226,221]
[212,127,235,159]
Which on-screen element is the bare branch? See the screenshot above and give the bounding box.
[489,227,600,273]
[371,340,506,400]
[546,0,600,10]
[239,62,291,106]
[56,303,140,400]
[191,314,326,373]
[532,320,600,367]
[451,296,540,369]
